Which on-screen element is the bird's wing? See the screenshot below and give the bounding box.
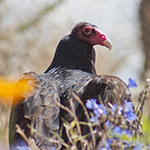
[59,70,132,122]
[97,75,131,104]
[74,74,131,106]
[9,71,61,149]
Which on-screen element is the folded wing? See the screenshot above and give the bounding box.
[9,71,61,149]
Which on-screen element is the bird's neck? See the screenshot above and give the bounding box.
[45,35,96,74]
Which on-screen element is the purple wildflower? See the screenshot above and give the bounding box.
[17,146,30,150]
[112,126,123,135]
[90,115,99,122]
[99,139,112,150]
[124,100,136,121]
[51,146,56,150]
[111,101,136,121]
[124,129,132,137]
[106,139,112,148]
[111,104,123,116]
[127,78,137,88]
[85,99,97,109]
[133,141,143,150]
[106,120,113,128]
[93,104,107,116]
[86,99,107,122]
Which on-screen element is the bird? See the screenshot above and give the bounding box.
[9,22,133,150]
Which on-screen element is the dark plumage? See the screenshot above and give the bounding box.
[45,35,96,74]
[9,22,131,150]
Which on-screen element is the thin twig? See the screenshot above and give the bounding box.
[16,124,29,144]
[136,81,150,122]
[28,123,70,149]
[57,101,75,117]
[71,92,96,149]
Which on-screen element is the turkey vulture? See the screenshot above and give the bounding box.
[9,22,132,150]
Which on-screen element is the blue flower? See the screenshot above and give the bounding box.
[106,120,113,128]
[106,139,112,148]
[133,141,143,150]
[86,99,107,122]
[93,104,107,116]
[99,139,112,150]
[124,100,134,112]
[85,99,97,109]
[93,109,101,117]
[124,110,136,121]
[124,129,132,137]
[99,104,108,116]
[51,146,56,150]
[90,115,99,122]
[127,78,137,88]
[112,126,123,135]
[124,100,136,121]
[111,104,123,115]
[112,101,136,121]
[16,146,30,150]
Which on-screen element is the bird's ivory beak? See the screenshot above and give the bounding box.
[103,39,112,50]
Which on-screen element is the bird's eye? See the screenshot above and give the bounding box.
[84,28,90,33]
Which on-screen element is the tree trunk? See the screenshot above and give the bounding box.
[139,0,150,79]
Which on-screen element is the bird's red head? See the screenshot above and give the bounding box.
[71,22,112,50]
